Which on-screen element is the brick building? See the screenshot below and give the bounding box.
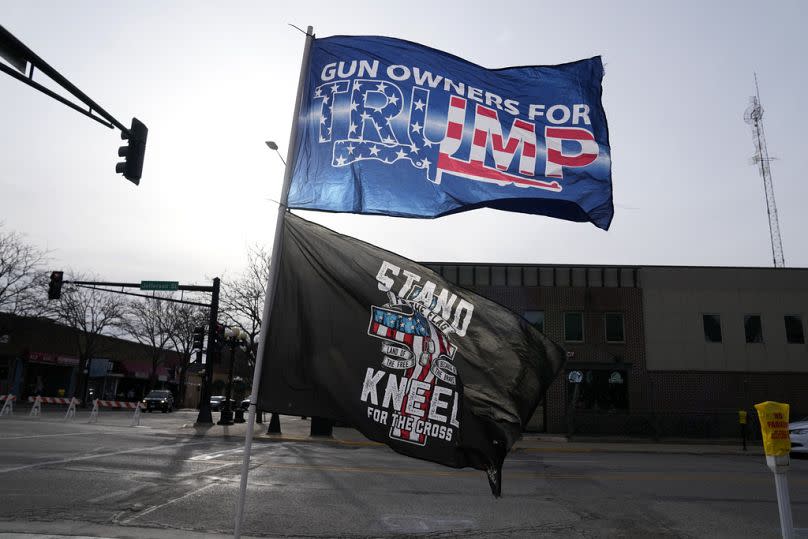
[423,263,808,437]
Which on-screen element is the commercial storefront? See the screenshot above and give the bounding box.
[0,313,185,404]
[24,351,79,397]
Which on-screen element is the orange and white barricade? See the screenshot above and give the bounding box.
[64,397,78,421]
[130,402,143,426]
[0,394,15,416]
[27,396,77,405]
[29,395,42,417]
[82,399,143,425]
[88,399,100,423]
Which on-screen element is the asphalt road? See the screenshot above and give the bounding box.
[0,409,806,538]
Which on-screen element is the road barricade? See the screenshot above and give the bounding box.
[26,396,75,405]
[29,395,42,417]
[16,396,143,424]
[93,399,141,409]
[64,397,78,421]
[86,399,144,425]
[0,394,15,416]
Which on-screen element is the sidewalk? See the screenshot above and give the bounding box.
[180,412,765,456]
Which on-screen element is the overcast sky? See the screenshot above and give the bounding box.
[1,1,806,285]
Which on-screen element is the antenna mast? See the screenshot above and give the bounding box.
[744,74,785,267]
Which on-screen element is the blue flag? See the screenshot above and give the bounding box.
[288,35,613,230]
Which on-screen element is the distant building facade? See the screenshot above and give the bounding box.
[423,263,808,437]
[0,313,185,403]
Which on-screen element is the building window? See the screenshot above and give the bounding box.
[523,311,544,333]
[785,315,805,344]
[604,313,625,343]
[703,314,722,343]
[567,369,628,411]
[564,312,584,342]
[744,315,763,343]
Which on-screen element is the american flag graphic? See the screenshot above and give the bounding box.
[369,304,457,445]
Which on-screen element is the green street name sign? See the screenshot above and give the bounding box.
[140,280,179,291]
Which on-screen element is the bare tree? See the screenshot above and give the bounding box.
[166,302,208,405]
[219,244,270,370]
[0,224,49,316]
[123,296,174,392]
[53,274,126,402]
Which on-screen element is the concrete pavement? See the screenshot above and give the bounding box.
[2,408,802,538]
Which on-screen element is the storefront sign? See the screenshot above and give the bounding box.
[89,358,113,377]
[28,352,80,367]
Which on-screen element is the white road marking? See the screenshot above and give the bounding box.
[510,458,598,463]
[1,432,97,440]
[118,482,218,524]
[189,447,245,461]
[87,485,147,504]
[0,440,205,475]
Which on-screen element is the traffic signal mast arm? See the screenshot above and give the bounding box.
[0,24,128,131]
[55,279,215,308]
[0,24,147,184]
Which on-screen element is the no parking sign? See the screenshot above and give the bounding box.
[754,401,790,457]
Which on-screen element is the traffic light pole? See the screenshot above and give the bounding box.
[196,277,220,425]
[47,275,221,421]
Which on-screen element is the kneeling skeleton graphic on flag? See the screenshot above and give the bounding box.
[368,288,459,446]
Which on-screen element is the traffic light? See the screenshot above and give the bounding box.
[47,271,63,300]
[214,323,225,347]
[115,117,148,185]
[192,326,205,351]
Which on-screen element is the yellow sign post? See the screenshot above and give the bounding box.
[754,401,793,539]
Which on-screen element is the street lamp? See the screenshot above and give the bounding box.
[265,140,286,166]
[217,327,248,426]
[263,138,285,435]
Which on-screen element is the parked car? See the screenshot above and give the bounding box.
[210,396,241,411]
[790,416,808,455]
[141,390,174,413]
[210,395,225,411]
[241,398,251,411]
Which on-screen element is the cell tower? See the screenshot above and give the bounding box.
[744,74,785,267]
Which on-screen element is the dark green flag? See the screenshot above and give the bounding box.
[259,213,566,496]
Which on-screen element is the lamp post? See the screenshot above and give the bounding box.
[261,138,287,434]
[265,140,286,166]
[217,327,247,426]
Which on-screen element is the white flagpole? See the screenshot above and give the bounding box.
[233,25,315,539]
